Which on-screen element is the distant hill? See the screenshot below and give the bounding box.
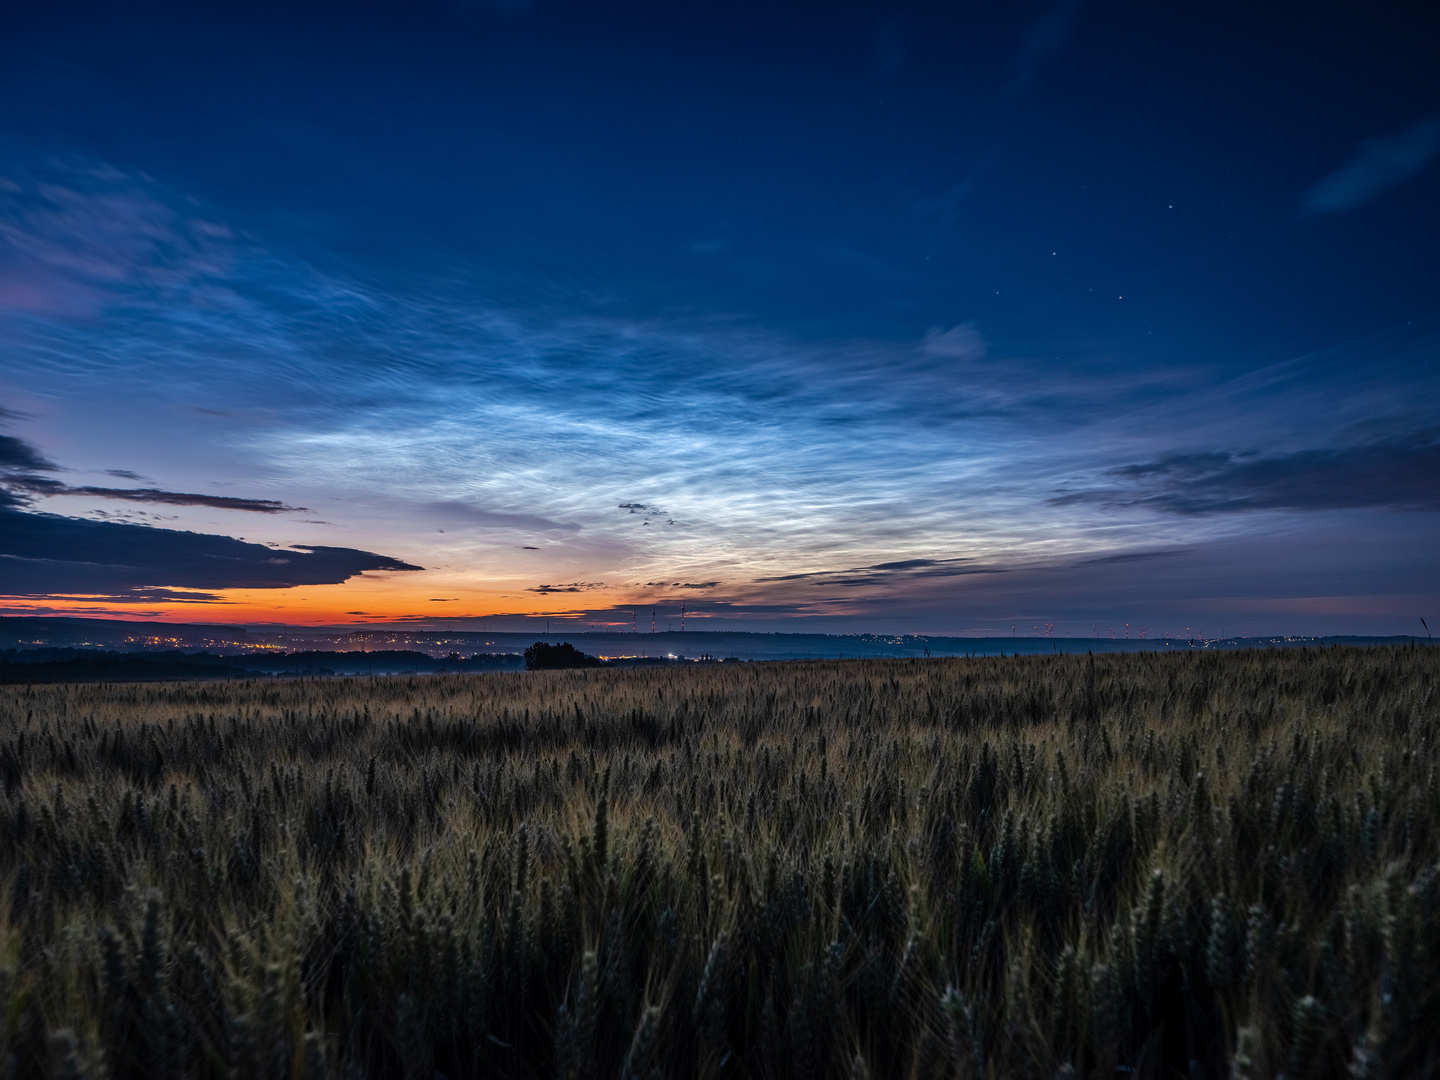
[0,617,249,650]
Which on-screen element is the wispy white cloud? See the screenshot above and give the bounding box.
[1010,0,1082,93]
[920,322,986,361]
[3,153,1438,628]
[1302,119,1440,215]
[0,160,238,316]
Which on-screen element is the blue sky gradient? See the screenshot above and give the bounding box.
[1,0,1437,634]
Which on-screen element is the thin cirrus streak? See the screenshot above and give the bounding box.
[1303,120,1440,215]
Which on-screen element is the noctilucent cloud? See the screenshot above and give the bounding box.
[1,0,1437,636]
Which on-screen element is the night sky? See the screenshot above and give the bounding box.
[1,0,1437,636]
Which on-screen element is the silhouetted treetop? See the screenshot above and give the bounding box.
[523,641,601,669]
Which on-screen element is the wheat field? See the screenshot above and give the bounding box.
[1,646,1436,1079]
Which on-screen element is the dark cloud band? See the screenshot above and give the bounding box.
[1054,432,1440,514]
[0,508,420,598]
[1,432,307,513]
[7,477,307,513]
[0,435,59,473]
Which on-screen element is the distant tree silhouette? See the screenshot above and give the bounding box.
[523,641,602,670]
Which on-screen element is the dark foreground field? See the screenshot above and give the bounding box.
[1,648,1437,1079]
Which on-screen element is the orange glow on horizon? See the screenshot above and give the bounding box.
[0,576,625,626]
